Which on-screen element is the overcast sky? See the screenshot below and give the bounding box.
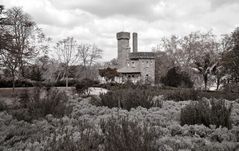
[1,0,239,61]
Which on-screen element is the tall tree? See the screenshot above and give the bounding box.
[55,37,79,87]
[0,7,39,92]
[222,27,239,83]
[78,43,102,78]
[157,31,220,89]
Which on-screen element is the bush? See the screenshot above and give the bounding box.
[46,116,157,151]
[100,116,157,151]
[75,78,99,96]
[160,67,193,88]
[10,87,70,122]
[46,122,102,151]
[181,98,232,129]
[98,88,158,110]
[0,79,33,88]
[0,101,7,111]
[54,79,79,87]
[165,89,198,101]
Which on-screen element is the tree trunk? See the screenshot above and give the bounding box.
[66,66,68,87]
[203,74,208,90]
[12,73,15,95]
[216,77,220,90]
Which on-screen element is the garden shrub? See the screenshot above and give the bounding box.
[100,116,157,151]
[46,122,102,151]
[0,101,7,111]
[0,79,33,88]
[75,78,99,96]
[10,87,70,122]
[160,67,193,88]
[165,89,198,101]
[181,98,232,129]
[98,88,157,110]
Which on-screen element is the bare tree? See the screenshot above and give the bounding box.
[78,43,102,78]
[55,37,78,87]
[0,7,39,93]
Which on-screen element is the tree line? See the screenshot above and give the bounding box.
[154,29,239,90]
[0,6,102,92]
[1,6,239,91]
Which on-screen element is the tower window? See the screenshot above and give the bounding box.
[132,61,135,68]
[146,61,149,67]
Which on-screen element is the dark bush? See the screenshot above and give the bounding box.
[165,89,198,101]
[54,79,79,87]
[10,87,70,122]
[160,67,193,88]
[100,116,157,151]
[0,101,7,111]
[98,80,150,91]
[75,78,99,96]
[0,79,33,88]
[98,88,156,110]
[181,98,232,129]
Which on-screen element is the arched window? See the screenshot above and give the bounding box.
[146,61,149,68]
[132,61,135,68]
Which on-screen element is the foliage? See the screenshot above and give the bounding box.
[0,95,239,150]
[10,87,69,122]
[98,67,119,81]
[222,27,239,82]
[75,78,99,96]
[181,98,232,129]
[165,89,198,101]
[45,122,102,151]
[156,31,221,89]
[194,53,219,90]
[0,79,33,88]
[160,67,193,88]
[100,117,157,151]
[0,7,45,92]
[0,101,7,111]
[98,88,158,110]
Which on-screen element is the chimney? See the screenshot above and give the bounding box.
[132,32,138,52]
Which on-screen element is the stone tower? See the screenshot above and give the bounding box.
[116,32,130,68]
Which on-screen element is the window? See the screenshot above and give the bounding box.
[146,61,149,68]
[132,61,135,68]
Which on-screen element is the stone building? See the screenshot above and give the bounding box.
[116,32,155,84]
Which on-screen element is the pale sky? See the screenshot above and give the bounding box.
[1,0,239,61]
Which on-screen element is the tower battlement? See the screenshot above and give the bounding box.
[116,32,130,40]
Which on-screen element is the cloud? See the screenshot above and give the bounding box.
[1,0,239,61]
[209,0,239,10]
[50,0,158,19]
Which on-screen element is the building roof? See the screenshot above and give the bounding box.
[117,66,141,74]
[129,52,155,59]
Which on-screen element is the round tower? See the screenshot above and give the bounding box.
[116,32,130,68]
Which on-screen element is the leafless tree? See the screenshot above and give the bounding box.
[55,37,79,87]
[78,43,102,78]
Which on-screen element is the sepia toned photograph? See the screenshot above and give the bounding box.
[0,0,239,150]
